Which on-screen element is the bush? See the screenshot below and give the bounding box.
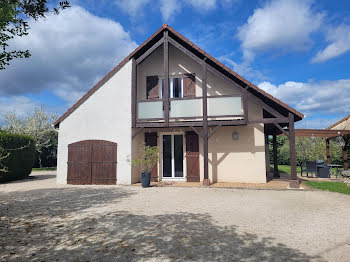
[0,132,35,183]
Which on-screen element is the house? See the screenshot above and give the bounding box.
[54,25,304,187]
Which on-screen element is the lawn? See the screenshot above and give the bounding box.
[305,181,350,195]
[270,165,301,174]
[32,167,57,171]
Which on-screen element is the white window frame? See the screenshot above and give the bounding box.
[158,76,183,99]
[160,132,186,181]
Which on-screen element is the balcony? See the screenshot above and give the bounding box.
[137,95,244,126]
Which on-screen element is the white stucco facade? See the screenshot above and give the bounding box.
[56,60,132,185]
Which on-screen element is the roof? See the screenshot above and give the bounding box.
[54,24,304,127]
[326,114,350,130]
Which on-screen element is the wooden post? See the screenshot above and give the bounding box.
[343,136,348,170]
[326,138,331,165]
[273,135,280,178]
[131,58,137,128]
[163,31,169,126]
[289,112,299,188]
[265,133,270,178]
[202,58,210,186]
[243,87,248,124]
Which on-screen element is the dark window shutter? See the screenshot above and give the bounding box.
[146,76,159,99]
[145,132,158,182]
[183,73,196,97]
[185,131,200,182]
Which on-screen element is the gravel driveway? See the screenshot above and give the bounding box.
[1,171,350,262]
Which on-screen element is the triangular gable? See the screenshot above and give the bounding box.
[54,24,303,127]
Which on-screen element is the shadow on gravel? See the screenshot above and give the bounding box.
[1,187,322,262]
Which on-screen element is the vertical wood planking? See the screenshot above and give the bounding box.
[243,87,248,124]
[185,131,200,182]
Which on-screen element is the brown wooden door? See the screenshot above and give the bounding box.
[185,131,200,182]
[91,140,117,185]
[67,140,117,185]
[145,132,158,182]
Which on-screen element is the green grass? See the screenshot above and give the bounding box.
[305,181,350,195]
[32,167,57,171]
[270,164,343,175]
[269,165,301,174]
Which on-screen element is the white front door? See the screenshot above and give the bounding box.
[162,134,184,179]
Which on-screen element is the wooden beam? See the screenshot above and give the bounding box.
[136,37,164,65]
[273,123,289,137]
[132,127,144,139]
[283,129,350,138]
[131,58,137,128]
[289,112,299,188]
[164,31,169,126]
[248,117,289,124]
[273,135,280,178]
[208,119,246,126]
[247,92,285,119]
[343,136,349,170]
[265,133,270,177]
[190,126,202,138]
[202,59,210,186]
[208,124,222,139]
[326,138,331,165]
[243,87,248,124]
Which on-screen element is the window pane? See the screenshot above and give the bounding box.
[174,135,183,177]
[163,135,172,177]
[173,78,182,98]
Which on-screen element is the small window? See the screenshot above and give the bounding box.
[159,77,183,98]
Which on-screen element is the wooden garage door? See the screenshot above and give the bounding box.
[67,140,117,185]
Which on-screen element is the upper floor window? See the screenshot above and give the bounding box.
[146,73,195,100]
[160,77,183,98]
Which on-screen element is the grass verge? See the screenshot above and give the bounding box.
[305,181,350,195]
[32,167,57,171]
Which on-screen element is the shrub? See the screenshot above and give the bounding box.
[0,132,35,183]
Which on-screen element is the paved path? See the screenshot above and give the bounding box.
[1,171,350,261]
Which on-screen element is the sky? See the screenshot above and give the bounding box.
[1,0,350,129]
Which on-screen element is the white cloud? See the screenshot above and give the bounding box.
[115,0,150,17]
[311,24,350,63]
[258,79,350,116]
[219,56,268,83]
[0,96,39,125]
[295,117,342,129]
[0,6,137,104]
[160,0,182,21]
[238,0,323,61]
[188,0,216,10]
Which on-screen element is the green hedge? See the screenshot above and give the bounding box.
[0,132,35,183]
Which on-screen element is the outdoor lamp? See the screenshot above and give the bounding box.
[232,132,239,140]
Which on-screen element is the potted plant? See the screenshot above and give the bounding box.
[131,144,160,188]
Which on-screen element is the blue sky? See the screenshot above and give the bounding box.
[1,0,350,128]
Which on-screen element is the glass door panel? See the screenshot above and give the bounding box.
[162,135,172,177]
[174,135,184,177]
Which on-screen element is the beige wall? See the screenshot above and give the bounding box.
[131,101,266,184]
[329,116,350,130]
[137,43,241,101]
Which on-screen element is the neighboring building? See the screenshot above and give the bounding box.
[54,25,303,187]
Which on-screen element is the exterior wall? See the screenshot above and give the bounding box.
[137,44,241,101]
[329,116,350,130]
[132,100,266,184]
[57,60,133,185]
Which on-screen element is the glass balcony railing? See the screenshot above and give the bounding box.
[137,95,243,122]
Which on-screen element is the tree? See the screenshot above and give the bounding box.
[4,106,58,167]
[0,0,70,69]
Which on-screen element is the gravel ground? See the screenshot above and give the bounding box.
[1,171,350,262]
